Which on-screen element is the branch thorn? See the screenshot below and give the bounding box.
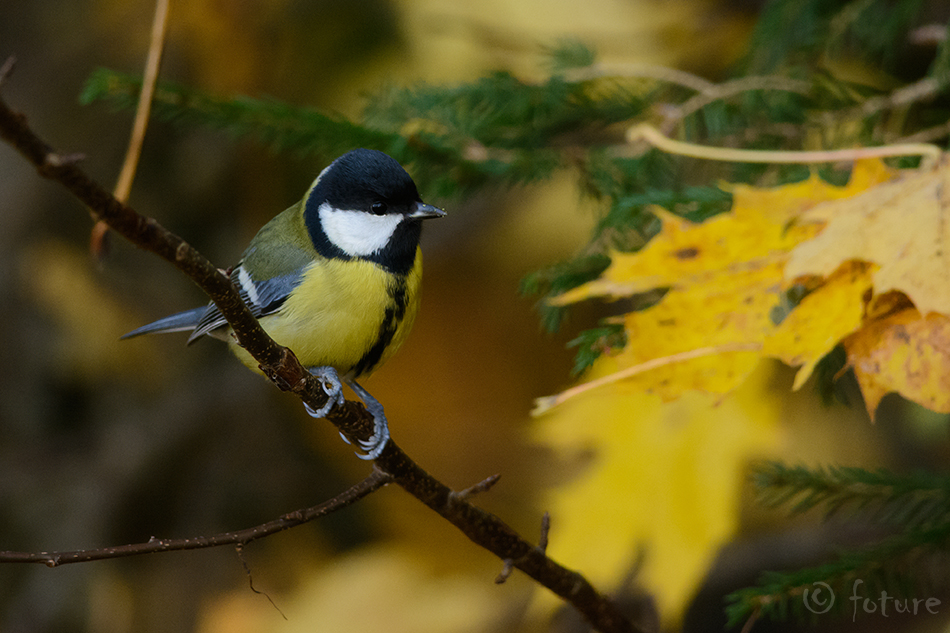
[453,474,501,502]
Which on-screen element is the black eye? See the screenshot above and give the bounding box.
[370,201,388,215]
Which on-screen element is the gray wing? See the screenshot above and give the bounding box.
[122,265,305,343]
[185,265,304,343]
[123,204,314,343]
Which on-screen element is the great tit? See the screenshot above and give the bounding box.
[123,148,445,459]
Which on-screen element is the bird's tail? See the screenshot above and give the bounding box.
[121,307,207,340]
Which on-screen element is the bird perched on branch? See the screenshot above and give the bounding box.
[123,148,445,459]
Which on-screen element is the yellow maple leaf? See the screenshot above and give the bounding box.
[534,361,780,624]
[544,162,893,409]
[610,263,776,399]
[726,157,895,226]
[786,158,950,316]
[763,261,875,389]
[552,194,817,305]
[844,308,950,419]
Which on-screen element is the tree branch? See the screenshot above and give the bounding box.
[0,77,642,633]
[0,469,392,566]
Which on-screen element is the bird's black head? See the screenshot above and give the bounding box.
[303,149,444,274]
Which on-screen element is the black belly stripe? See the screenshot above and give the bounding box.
[352,276,409,378]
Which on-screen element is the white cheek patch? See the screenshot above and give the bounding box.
[318,202,402,257]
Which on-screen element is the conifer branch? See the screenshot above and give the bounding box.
[563,61,716,91]
[0,74,642,633]
[725,521,950,626]
[724,462,950,626]
[752,462,950,529]
[80,68,399,160]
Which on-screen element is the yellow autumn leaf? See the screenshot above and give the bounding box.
[726,157,895,226]
[552,198,815,305]
[555,160,894,306]
[540,159,899,414]
[763,261,875,390]
[611,263,777,399]
[534,361,780,624]
[786,158,950,316]
[843,308,950,420]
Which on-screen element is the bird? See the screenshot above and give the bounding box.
[123,148,445,459]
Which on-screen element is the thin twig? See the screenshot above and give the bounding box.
[661,75,812,135]
[496,559,515,584]
[539,512,551,553]
[236,543,288,619]
[91,0,170,258]
[850,76,943,120]
[564,62,715,92]
[453,474,502,501]
[496,512,551,584]
[0,469,392,566]
[621,123,943,166]
[534,343,762,415]
[739,606,761,633]
[115,0,169,203]
[896,118,950,145]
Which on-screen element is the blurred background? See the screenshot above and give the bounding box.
[2,1,948,632]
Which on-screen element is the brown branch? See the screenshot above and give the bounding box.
[0,469,391,566]
[496,511,550,584]
[0,76,642,633]
[91,0,171,258]
[659,75,812,136]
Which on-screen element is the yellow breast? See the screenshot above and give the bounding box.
[229,249,422,379]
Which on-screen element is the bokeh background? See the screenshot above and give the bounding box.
[3,2,946,632]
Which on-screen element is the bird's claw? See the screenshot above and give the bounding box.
[304,366,345,418]
[304,369,390,460]
[346,379,390,460]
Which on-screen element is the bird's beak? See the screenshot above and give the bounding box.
[407,202,446,220]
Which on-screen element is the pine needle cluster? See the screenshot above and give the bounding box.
[726,462,950,626]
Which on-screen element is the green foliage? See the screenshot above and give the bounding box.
[599,184,732,241]
[726,462,950,626]
[520,253,611,333]
[725,462,950,627]
[80,68,397,158]
[543,38,598,73]
[753,462,950,528]
[363,72,651,154]
[567,323,627,376]
[741,0,928,75]
[81,64,656,206]
[725,524,950,627]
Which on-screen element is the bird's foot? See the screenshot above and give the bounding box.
[304,366,345,418]
[345,379,390,460]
